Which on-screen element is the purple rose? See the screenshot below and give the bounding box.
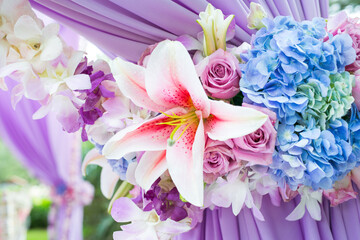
[196,48,240,99]
[232,103,277,165]
[203,138,239,184]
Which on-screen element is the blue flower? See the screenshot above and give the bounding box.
[241,16,352,126]
[330,34,357,72]
[108,153,136,180]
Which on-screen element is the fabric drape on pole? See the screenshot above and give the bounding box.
[0,80,93,240]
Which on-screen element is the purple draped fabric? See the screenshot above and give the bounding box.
[0,79,91,240]
[28,0,329,62]
[25,1,360,240]
[176,188,360,240]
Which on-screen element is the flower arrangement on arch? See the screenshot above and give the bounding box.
[1,1,360,239]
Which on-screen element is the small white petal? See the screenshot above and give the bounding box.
[64,74,91,90]
[14,15,42,40]
[40,36,62,61]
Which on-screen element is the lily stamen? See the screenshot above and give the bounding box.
[158,110,199,146]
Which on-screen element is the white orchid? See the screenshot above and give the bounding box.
[7,15,62,63]
[111,197,191,240]
[204,169,264,220]
[286,186,323,221]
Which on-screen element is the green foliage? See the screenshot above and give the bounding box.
[27,229,48,240]
[0,140,37,184]
[29,198,51,229]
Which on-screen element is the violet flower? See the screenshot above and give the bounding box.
[75,58,115,141]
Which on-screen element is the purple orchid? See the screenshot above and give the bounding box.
[75,58,115,141]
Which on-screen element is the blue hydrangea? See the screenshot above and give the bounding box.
[270,119,357,190]
[240,16,358,190]
[108,155,136,180]
[241,16,355,125]
[92,140,136,180]
[349,104,360,159]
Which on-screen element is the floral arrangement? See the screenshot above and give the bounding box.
[1,0,360,239]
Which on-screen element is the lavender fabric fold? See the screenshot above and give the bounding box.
[0,80,87,240]
[176,190,360,240]
[29,0,329,62]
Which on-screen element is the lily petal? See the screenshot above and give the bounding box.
[101,164,120,199]
[135,150,167,191]
[111,57,166,112]
[166,116,205,207]
[103,108,187,159]
[206,100,268,141]
[146,40,210,116]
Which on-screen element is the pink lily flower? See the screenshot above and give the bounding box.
[103,40,268,206]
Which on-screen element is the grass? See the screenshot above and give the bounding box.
[27,229,47,240]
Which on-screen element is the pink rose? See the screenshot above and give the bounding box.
[327,11,360,73]
[232,103,277,165]
[323,174,357,206]
[196,48,240,99]
[203,138,239,184]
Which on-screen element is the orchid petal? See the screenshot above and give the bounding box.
[156,219,192,234]
[101,165,120,199]
[146,40,210,116]
[64,74,91,90]
[206,100,268,141]
[231,184,247,215]
[135,150,167,191]
[22,71,47,100]
[0,62,32,78]
[166,117,205,207]
[103,108,187,159]
[52,95,80,132]
[42,23,60,39]
[126,161,138,185]
[111,57,166,112]
[306,198,321,221]
[14,15,42,40]
[67,51,85,75]
[111,197,145,222]
[116,224,158,240]
[10,83,24,109]
[0,40,8,69]
[40,36,62,61]
[286,199,306,221]
[32,103,52,120]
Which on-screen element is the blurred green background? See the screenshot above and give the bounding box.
[0,140,119,240]
[0,1,358,240]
